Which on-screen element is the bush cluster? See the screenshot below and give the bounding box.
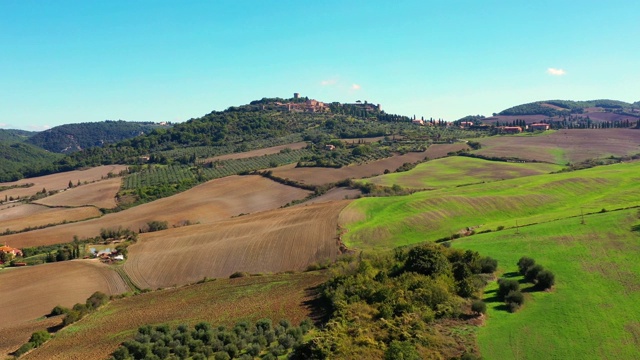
[517,257,555,290]
[296,243,497,358]
[12,330,51,357]
[50,291,110,326]
[109,318,313,360]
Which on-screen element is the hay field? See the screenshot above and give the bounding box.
[124,201,349,289]
[341,161,640,249]
[0,203,101,233]
[296,187,361,206]
[24,272,329,360]
[475,129,640,164]
[3,175,310,248]
[453,209,640,359]
[0,317,61,358]
[0,165,127,200]
[363,156,562,189]
[204,142,308,162]
[0,260,128,355]
[270,151,428,186]
[34,178,122,209]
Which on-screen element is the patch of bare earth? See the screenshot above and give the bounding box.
[24,272,329,360]
[0,260,128,356]
[424,143,470,159]
[204,142,308,162]
[34,178,122,209]
[123,201,350,289]
[3,175,311,248]
[270,151,429,186]
[0,203,101,233]
[0,165,127,200]
[296,187,361,206]
[0,317,62,357]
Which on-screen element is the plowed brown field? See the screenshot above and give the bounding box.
[0,204,101,233]
[0,165,127,201]
[34,178,122,209]
[0,317,62,357]
[476,129,640,164]
[23,272,328,360]
[0,260,128,355]
[124,201,349,289]
[3,175,310,248]
[424,143,470,159]
[270,151,429,186]
[204,142,308,162]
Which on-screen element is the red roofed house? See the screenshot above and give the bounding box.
[0,245,22,257]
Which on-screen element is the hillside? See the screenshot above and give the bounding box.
[0,142,63,182]
[0,129,35,143]
[26,120,166,153]
[477,99,640,128]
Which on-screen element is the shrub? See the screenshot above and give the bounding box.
[86,291,109,309]
[505,290,525,312]
[213,351,230,360]
[28,330,51,347]
[147,220,169,232]
[479,256,498,273]
[49,305,70,316]
[384,340,421,360]
[13,342,35,357]
[517,256,536,275]
[229,271,249,278]
[497,278,520,300]
[471,300,486,315]
[524,264,544,283]
[536,270,555,290]
[405,244,452,277]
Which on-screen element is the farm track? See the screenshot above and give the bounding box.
[123,200,350,289]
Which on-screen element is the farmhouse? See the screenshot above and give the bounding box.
[501,126,522,134]
[412,119,425,125]
[459,121,473,128]
[325,144,336,151]
[0,245,23,257]
[530,123,550,131]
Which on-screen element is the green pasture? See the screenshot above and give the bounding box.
[361,156,561,189]
[453,209,640,359]
[342,161,640,249]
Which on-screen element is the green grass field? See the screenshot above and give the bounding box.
[342,161,640,249]
[361,156,561,189]
[453,209,640,359]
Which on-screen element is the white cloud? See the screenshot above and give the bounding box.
[320,79,337,86]
[351,83,361,90]
[27,124,51,131]
[547,68,566,76]
[0,123,8,128]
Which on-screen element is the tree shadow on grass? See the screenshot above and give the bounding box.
[502,271,520,278]
[302,284,331,326]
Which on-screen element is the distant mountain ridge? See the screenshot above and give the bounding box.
[25,120,167,153]
[0,129,36,143]
[498,99,639,117]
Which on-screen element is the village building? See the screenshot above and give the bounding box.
[530,123,550,131]
[412,119,425,125]
[459,121,474,128]
[325,144,336,151]
[501,126,523,134]
[0,245,23,257]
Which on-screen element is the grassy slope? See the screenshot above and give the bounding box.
[342,161,640,249]
[361,156,561,189]
[452,210,640,360]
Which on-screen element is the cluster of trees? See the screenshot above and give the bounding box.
[297,243,497,359]
[50,291,110,326]
[496,257,556,313]
[517,257,555,290]
[110,318,314,360]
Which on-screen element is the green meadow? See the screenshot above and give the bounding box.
[453,209,640,359]
[342,161,640,250]
[362,156,561,189]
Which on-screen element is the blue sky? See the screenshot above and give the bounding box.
[1,1,639,131]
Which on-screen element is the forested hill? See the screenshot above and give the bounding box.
[498,99,639,117]
[26,120,167,153]
[8,97,408,179]
[0,129,35,143]
[0,142,63,182]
